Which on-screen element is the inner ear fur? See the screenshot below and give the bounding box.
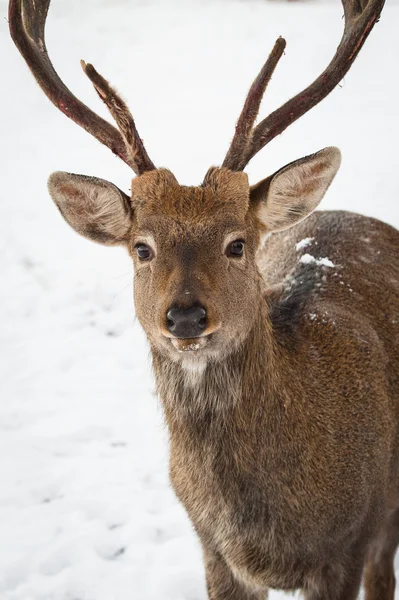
[48,172,132,245]
[250,147,341,233]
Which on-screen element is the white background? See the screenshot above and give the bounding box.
[1,0,399,598]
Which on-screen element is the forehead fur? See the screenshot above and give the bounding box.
[130,167,249,222]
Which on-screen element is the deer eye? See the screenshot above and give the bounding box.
[135,243,152,261]
[228,240,245,257]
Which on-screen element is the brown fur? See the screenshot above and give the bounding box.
[48,151,399,599]
[152,207,399,600]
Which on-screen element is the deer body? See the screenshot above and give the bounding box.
[155,210,399,597]
[10,0,395,596]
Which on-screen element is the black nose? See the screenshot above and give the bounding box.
[166,305,207,339]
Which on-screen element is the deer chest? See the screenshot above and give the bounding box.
[169,428,384,591]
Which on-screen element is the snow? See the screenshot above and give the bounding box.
[177,343,201,353]
[295,237,314,251]
[300,254,335,268]
[1,0,399,598]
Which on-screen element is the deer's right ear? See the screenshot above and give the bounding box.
[48,172,132,245]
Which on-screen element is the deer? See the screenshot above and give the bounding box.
[10,0,399,598]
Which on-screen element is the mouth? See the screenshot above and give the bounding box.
[170,335,210,354]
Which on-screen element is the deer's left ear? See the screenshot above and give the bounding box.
[250,147,341,233]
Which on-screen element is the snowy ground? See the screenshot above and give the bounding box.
[1,0,399,598]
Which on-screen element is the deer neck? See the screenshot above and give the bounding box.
[151,298,281,431]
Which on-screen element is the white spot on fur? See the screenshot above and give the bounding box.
[296,237,314,251]
[300,254,335,268]
[260,231,272,246]
[181,357,207,388]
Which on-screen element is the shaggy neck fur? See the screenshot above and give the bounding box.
[151,299,281,434]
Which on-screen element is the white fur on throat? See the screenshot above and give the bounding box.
[181,356,207,387]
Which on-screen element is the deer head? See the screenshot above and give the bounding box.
[9,0,384,365]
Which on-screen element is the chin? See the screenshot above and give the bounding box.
[169,334,215,362]
[158,329,245,367]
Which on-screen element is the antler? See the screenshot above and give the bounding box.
[8,0,155,175]
[223,0,385,172]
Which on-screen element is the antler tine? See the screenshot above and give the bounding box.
[81,62,155,175]
[222,37,286,172]
[223,0,385,172]
[9,0,155,175]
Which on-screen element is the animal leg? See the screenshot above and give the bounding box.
[363,508,399,600]
[303,553,364,600]
[204,548,267,600]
